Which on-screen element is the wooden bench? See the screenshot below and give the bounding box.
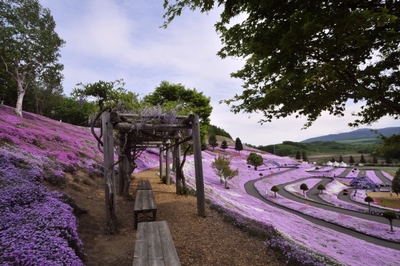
[137,179,152,190]
[134,189,157,229]
[133,221,181,266]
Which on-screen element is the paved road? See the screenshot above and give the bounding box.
[307,178,399,218]
[244,171,400,251]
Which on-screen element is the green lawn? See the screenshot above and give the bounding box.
[375,197,400,209]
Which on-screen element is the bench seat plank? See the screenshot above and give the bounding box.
[133,221,181,266]
[134,190,157,229]
[137,179,152,190]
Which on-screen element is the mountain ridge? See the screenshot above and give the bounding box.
[301,127,400,143]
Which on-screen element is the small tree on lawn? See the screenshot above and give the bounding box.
[339,155,343,162]
[220,140,228,151]
[364,196,374,213]
[295,150,301,160]
[383,210,398,232]
[208,133,218,151]
[247,152,263,170]
[211,155,239,188]
[349,156,355,164]
[317,184,326,194]
[221,164,239,189]
[301,151,308,162]
[211,155,230,184]
[373,155,378,164]
[360,154,366,164]
[300,183,309,197]
[271,186,279,198]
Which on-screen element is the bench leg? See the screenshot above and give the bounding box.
[134,212,138,230]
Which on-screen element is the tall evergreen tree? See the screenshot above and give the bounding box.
[235,137,243,153]
[360,154,366,164]
[208,134,218,151]
[295,151,301,160]
[301,151,308,162]
[349,156,355,164]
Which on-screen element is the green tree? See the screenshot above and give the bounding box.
[301,151,308,162]
[211,155,239,189]
[300,183,309,197]
[0,0,65,117]
[339,155,343,162]
[143,81,212,148]
[49,96,97,126]
[392,170,400,196]
[220,140,228,151]
[331,157,336,162]
[295,151,301,160]
[247,153,263,170]
[271,186,279,198]
[385,154,393,165]
[208,133,218,151]
[382,211,398,232]
[235,137,243,153]
[349,156,355,164]
[317,184,326,194]
[163,1,400,131]
[360,154,366,164]
[208,124,232,139]
[373,155,378,164]
[72,79,127,111]
[364,196,374,214]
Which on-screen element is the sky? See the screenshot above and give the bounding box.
[39,0,397,146]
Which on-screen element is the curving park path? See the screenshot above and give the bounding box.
[244,170,400,251]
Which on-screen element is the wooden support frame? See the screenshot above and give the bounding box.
[96,111,205,232]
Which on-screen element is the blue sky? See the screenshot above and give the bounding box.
[40,0,397,146]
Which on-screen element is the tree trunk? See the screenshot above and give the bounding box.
[15,81,26,117]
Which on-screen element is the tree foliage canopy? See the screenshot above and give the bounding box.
[247,152,263,170]
[163,1,400,129]
[143,81,212,148]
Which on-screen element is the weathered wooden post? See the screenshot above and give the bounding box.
[174,143,181,192]
[117,132,126,196]
[165,140,171,185]
[102,112,117,232]
[159,146,163,181]
[192,115,206,217]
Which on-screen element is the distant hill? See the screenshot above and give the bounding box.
[301,127,400,143]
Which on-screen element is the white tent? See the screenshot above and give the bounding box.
[339,161,347,167]
[326,161,333,166]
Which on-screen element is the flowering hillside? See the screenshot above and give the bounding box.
[1,104,399,266]
[0,105,158,265]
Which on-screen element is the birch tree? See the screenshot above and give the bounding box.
[0,0,65,117]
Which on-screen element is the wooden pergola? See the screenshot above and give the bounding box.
[93,109,205,232]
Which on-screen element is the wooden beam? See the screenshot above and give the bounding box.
[114,123,192,131]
